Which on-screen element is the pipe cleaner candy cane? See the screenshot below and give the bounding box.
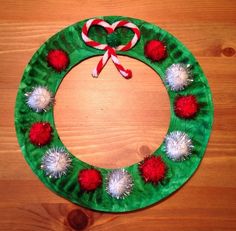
[81,18,140,79]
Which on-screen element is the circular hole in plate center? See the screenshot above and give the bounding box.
[54,56,170,168]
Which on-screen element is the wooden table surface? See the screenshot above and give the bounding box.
[0,0,236,230]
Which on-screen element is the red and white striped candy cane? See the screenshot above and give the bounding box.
[81,18,140,79]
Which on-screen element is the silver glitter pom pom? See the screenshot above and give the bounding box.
[41,147,72,178]
[106,169,133,199]
[165,64,192,91]
[165,131,193,161]
[25,86,54,112]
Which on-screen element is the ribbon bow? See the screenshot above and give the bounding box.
[81,19,140,79]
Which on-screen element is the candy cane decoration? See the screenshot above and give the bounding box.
[81,18,140,79]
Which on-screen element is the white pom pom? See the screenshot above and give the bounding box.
[25,86,54,112]
[165,131,193,161]
[165,64,192,91]
[41,147,72,178]
[106,169,133,199]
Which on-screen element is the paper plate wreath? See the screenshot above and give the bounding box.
[15,16,213,212]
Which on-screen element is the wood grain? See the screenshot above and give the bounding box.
[54,57,170,168]
[0,0,236,230]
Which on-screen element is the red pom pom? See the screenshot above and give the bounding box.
[47,49,69,72]
[29,122,52,146]
[139,156,166,184]
[78,169,102,191]
[144,40,166,61]
[174,95,199,119]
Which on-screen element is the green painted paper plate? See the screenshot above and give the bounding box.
[15,16,213,212]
